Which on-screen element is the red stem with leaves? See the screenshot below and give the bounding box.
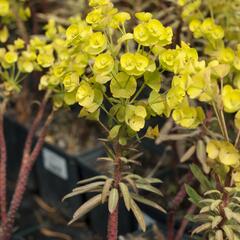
[107,142,122,240]
[0,91,53,240]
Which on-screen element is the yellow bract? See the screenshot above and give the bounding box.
[133,19,172,47]
[0,0,10,16]
[63,73,79,92]
[125,105,147,132]
[207,140,240,167]
[120,52,149,76]
[84,32,107,55]
[172,105,205,128]
[93,53,114,76]
[76,82,95,108]
[4,51,18,64]
[222,85,240,113]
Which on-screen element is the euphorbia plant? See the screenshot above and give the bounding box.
[159,3,240,239]
[0,3,72,238]
[37,0,210,239]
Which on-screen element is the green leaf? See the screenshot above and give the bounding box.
[232,212,240,224]
[180,145,196,163]
[212,216,222,229]
[210,199,222,211]
[215,230,224,240]
[131,193,166,213]
[204,190,221,196]
[110,72,137,98]
[196,140,210,174]
[212,64,230,79]
[68,194,102,225]
[119,182,131,211]
[130,199,146,232]
[124,177,138,193]
[222,225,234,240]
[77,176,108,185]
[190,164,214,191]
[148,90,165,115]
[192,222,211,235]
[63,181,105,201]
[185,184,203,207]
[101,178,113,203]
[144,70,162,92]
[108,188,119,213]
[108,125,121,140]
[136,183,163,196]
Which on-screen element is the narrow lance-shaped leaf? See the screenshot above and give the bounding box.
[222,225,234,240]
[196,140,210,174]
[190,164,214,191]
[180,145,196,163]
[101,178,113,203]
[124,177,138,193]
[68,194,102,225]
[119,182,131,211]
[192,222,211,235]
[215,230,224,240]
[136,183,163,196]
[185,184,203,207]
[77,176,108,185]
[108,188,119,213]
[212,216,222,229]
[63,181,105,201]
[131,193,166,213]
[130,199,146,232]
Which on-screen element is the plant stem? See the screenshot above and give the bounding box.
[23,91,51,158]
[1,94,53,240]
[174,204,196,240]
[168,173,194,240]
[107,142,121,240]
[0,99,8,226]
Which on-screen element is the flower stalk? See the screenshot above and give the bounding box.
[107,142,122,240]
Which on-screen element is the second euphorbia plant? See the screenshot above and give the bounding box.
[0,2,73,238]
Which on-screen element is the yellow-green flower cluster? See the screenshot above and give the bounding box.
[207,140,240,170]
[189,18,224,41]
[0,0,31,43]
[133,17,172,47]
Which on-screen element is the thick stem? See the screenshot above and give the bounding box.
[107,143,121,240]
[1,105,53,240]
[0,99,8,225]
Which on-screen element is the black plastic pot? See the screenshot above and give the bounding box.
[35,143,83,218]
[77,148,138,237]
[4,116,37,190]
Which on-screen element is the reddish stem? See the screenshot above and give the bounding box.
[167,173,194,240]
[107,143,121,240]
[3,112,53,240]
[175,204,196,240]
[0,92,52,240]
[0,99,8,226]
[23,91,50,158]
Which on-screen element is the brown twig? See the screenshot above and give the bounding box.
[23,90,51,159]
[167,172,194,240]
[174,204,196,240]
[0,99,8,226]
[107,142,122,240]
